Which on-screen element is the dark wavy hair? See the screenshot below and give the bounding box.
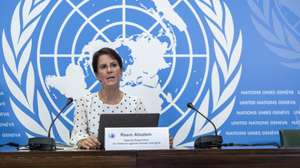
[92,47,123,74]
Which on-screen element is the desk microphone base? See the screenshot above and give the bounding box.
[28,137,56,151]
[194,135,223,149]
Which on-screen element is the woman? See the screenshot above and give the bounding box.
[71,47,147,149]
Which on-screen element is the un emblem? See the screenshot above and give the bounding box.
[249,0,300,69]
[2,0,242,147]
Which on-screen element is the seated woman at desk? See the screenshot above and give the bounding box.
[71,47,147,149]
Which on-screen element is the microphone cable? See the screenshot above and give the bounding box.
[0,142,20,148]
[221,142,280,148]
[0,142,29,150]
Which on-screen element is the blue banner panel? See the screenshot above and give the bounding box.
[0,0,299,148]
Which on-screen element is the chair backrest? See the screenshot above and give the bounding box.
[279,129,300,148]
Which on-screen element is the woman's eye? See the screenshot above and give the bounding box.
[111,63,118,67]
[99,65,106,69]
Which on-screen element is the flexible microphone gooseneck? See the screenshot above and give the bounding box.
[48,98,73,138]
[187,102,223,149]
[28,98,73,151]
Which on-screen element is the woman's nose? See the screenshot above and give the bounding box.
[107,66,113,73]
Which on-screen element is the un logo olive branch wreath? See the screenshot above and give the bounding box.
[172,0,243,147]
[2,0,70,143]
[248,0,300,69]
[2,0,242,146]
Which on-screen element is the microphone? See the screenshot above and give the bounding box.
[47,98,73,138]
[187,102,223,149]
[28,98,73,150]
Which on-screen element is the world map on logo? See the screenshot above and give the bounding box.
[47,32,174,115]
[36,0,209,144]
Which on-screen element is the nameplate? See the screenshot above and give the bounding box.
[105,127,169,151]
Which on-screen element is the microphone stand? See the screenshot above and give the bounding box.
[187,103,223,149]
[28,98,73,150]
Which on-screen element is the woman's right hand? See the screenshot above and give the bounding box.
[77,136,101,149]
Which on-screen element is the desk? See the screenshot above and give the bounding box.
[1,149,300,168]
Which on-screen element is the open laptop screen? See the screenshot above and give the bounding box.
[98,113,160,148]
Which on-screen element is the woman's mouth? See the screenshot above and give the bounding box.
[106,76,115,80]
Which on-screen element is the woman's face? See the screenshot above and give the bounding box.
[96,54,122,89]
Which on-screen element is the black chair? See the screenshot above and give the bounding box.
[279,129,300,148]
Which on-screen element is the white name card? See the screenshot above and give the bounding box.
[105,127,169,151]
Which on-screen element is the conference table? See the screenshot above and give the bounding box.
[1,147,300,168]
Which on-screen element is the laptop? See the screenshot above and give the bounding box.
[98,113,160,149]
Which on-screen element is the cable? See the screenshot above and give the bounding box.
[222,142,280,148]
[0,142,20,148]
[0,142,30,150]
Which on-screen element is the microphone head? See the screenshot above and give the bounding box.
[187,102,194,109]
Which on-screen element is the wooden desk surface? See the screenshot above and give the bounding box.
[1,148,300,168]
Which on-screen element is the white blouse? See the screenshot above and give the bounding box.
[70,92,147,145]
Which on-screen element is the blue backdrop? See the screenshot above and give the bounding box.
[0,0,300,148]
